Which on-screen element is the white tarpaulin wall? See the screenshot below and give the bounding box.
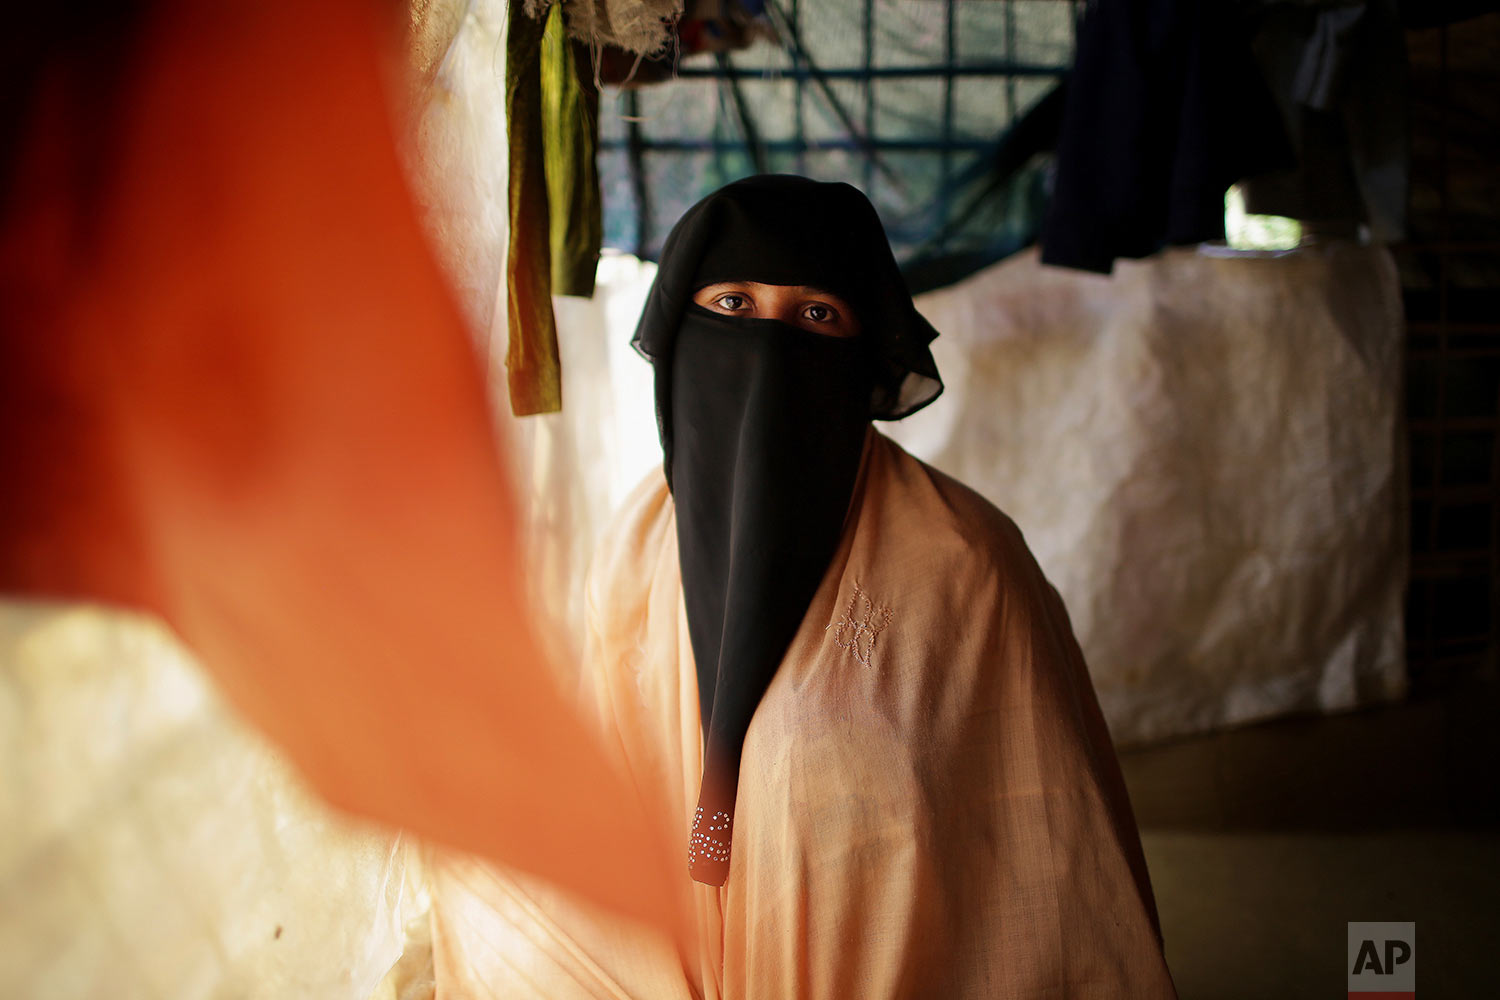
[893,243,1408,744]
[0,602,430,1000]
[517,240,1409,747]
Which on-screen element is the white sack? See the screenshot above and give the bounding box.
[888,244,1409,745]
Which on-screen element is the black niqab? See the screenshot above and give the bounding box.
[631,175,942,885]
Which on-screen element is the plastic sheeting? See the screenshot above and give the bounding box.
[0,602,422,1000]
[522,241,1408,746]
[892,243,1409,744]
[501,254,664,670]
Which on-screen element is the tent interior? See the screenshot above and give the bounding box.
[3,0,1498,997]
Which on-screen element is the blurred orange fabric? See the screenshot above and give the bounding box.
[0,0,681,936]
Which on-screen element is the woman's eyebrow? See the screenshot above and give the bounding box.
[792,286,852,304]
[694,281,850,305]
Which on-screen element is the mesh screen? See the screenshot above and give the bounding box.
[597,0,1078,290]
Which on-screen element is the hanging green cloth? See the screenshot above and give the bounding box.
[504,0,602,415]
[544,11,603,299]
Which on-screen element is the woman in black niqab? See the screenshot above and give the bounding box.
[631,175,943,886]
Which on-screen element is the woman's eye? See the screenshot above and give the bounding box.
[714,294,748,311]
[803,303,835,323]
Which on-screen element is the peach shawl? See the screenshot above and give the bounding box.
[432,430,1178,999]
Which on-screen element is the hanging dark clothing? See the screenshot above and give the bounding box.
[1241,0,1409,241]
[1041,0,1294,274]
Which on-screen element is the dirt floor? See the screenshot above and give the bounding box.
[1120,671,1500,999]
